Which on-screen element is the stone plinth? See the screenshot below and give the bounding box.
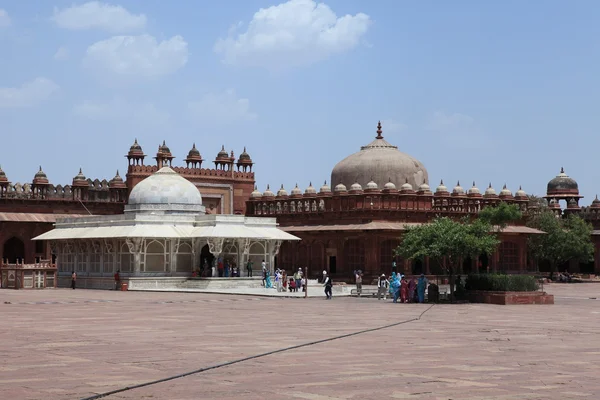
[467,290,554,305]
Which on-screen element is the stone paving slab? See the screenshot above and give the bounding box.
[1,283,599,399]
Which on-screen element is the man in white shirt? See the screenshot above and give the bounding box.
[378,274,389,300]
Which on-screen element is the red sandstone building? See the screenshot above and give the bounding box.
[245,122,600,280]
[0,141,255,265]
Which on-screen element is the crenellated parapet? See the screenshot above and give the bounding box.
[126,164,254,181]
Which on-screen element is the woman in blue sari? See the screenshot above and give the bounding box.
[265,270,273,288]
[417,274,427,303]
[390,273,401,303]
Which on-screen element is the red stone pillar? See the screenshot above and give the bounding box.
[425,256,431,275]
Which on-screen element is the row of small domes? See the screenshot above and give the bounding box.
[251,180,527,198]
[128,139,253,164]
[0,165,127,189]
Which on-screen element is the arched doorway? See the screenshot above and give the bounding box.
[200,244,215,277]
[479,253,489,273]
[3,237,25,264]
[412,259,423,275]
[462,257,472,274]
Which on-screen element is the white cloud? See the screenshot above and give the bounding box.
[0,78,59,108]
[83,34,188,77]
[54,46,69,61]
[380,119,407,134]
[426,111,474,131]
[73,98,170,126]
[52,1,146,33]
[0,9,10,28]
[214,0,371,68]
[188,89,257,123]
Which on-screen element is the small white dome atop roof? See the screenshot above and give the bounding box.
[263,185,275,197]
[291,184,302,196]
[384,180,397,190]
[400,180,413,191]
[366,180,378,190]
[515,186,526,197]
[485,183,496,196]
[418,182,431,192]
[436,180,448,193]
[350,182,363,191]
[305,182,317,195]
[452,181,464,195]
[319,181,331,193]
[250,186,262,198]
[468,181,480,195]
[334,182,347,192]
[277,184,288,197]
[500,184,512,197]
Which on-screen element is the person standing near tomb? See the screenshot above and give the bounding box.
[294,268,302,291]
[417,274,428,303]
[71,271,77,289]
[355,270,363,296]
[114,270,121,291]
[262,263,267,287]
[323,273,332,299]
[390,273,400,303]
[377,274,388,300]
[400,275,408,303]
[218,257,224,277]
[246,259,253,277]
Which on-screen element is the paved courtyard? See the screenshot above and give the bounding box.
[1,283,599,400]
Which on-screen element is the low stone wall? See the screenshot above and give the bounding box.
[58,276,115,290]
[127,277,189,291]
[467,290,554,305]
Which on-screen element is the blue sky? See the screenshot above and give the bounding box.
[1,0,600,203]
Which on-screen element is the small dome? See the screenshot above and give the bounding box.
[452,181,464,195]
[0,165,8,183]
[500,184,512,197]
[515,186,526,198]
[33,166,49,184]
[435,180,448,193]
[468,181,480,195]
[73,168,86,182]
[159,140,171,155]
[567,198,580,209]
[350,182,363,192]
[319,180,331,193]
[418,182,431,192]
[548,199,561,209]
[547,167,578,195]
[484,183,496,196]
[304,182,317,195]
[186,143,201,159]
[216,145,229,160]
[250,186,262,198]
[591,195,600,208]
[384,179,397,191]
[400,179,413,192]
[366,180,379,190]
[238,147,252,163]
[277,184,288,197]
[334,182,347,193]
[263,184,275,197]
[127,167,203,214]
[290,184,302,196]
[109,170,126,188]
[128,138,144,156]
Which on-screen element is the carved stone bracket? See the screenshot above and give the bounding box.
[238,238,251,255]
[271,240,283,256]
[92,240,101,253]
[103,239,113,253]
[125,238,143,254]
[49,241,58,254]
[207,238,224,255]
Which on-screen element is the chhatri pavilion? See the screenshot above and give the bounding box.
[34,167,299,289]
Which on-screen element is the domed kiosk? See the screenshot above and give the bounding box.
[331,121,428,190]
[34,167,299,289]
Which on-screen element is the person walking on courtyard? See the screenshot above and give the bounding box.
[246,259,253,277]
[355,270,363,296]
[391,273,401,303]
[262,264,267,287]
[377,274,389,300]
[400,275,408,303]
[218,257,224,277]
[114,270,120,291]
[323,274,332,299]
[417,274,428,303]
[71,271,77,289]
[275,269,283,292]
[224,259,230,277]
[294,268,302,291]
[282,270,288,291]
[265,269,273,289]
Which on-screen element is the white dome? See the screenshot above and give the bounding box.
[127,167,204,214]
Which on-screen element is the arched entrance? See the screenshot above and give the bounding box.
[412,259,423,275]
[200,244,215,277]
[479,253,489,273]
[462,257,473,274]
[3,237,25,264]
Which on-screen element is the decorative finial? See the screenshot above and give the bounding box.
[376,121,383,139]
[309,181,312,186]
[192,143,196,149]
[162,140,166,146]
[230,150,234,157]
[243,146,247,152]
[266,184,270,190]
[79,168,83,174]
[280,184,284,189]
[324,180,327,185]
[39,165,42,172]
[116,170,120,176]
[560,166,564,174]
[221,145,225,150]
[457,180,460,186]
[472,181,476,187]
[440,179,444,185]
[503,183,507,189]
[134,138,138,144]
[519,185,522,190]
[405,177,409,183]
[488,182,492,188]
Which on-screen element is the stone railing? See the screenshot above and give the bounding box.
[126,165,254,180]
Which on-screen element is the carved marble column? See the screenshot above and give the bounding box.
[125,238,143,274]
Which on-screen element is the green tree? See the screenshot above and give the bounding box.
[395,217,500,300]
[478,202,522,229]
[527,211,594,273]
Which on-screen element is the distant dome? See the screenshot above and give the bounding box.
[304,182,317,195]
[330,121,428,191]
[33,166,49,184]
[0,165,7,183]
[400,180,413,192]
[452,181,464,195]
[72,168,88,187]
[250,186,262,198]
[547,167,578,195]
[158,140,171,154]
[435,180,448,193]
[334,182,347,193]
[109,170,126,189]
[384,180,397,191]
[319,181,331,193]
[127,167,204,214]
[216,145,229,160]
[263,185,275,197]
[238,147,252,163]
[418,182,431,192]
[500,184,512,197]
[592,195,600,208]
[468,182,480,195]
[366,180,379,190]
[290,184,302,196]
[484,183,497,196]
[129,139,144,155]
[515,186,526,198]
[350,182,363,192]
[277,185,288,197]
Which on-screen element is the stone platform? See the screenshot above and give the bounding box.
[1,283,599,399]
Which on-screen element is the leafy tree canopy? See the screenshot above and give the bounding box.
[527,211,594,269]
[478,202,522,229]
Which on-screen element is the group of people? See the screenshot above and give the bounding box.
[375,272,429,303]
[264,266,307,292]
[194,258,259,278]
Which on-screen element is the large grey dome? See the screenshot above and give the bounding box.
[330,122,428,190]
[126,167,205,214]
